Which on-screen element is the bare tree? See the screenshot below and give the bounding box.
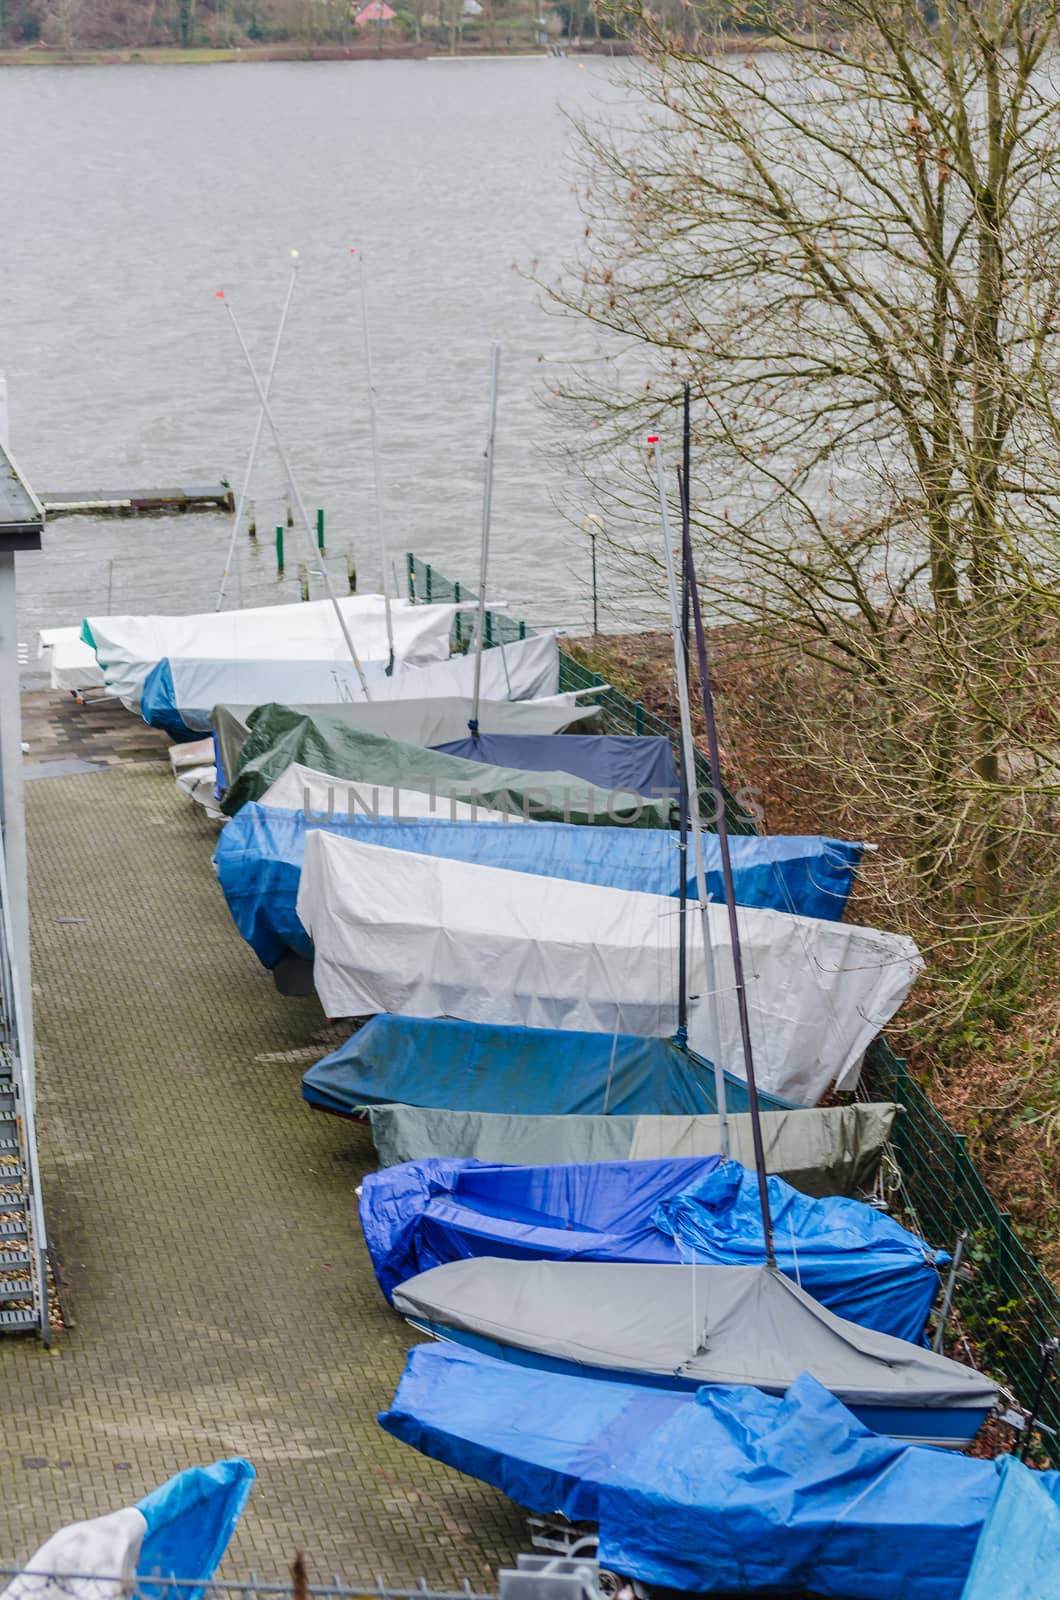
[556,0,1060,1014]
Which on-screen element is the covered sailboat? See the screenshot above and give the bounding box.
[363,1099,897,1193]
[145,668,597,744]
[393,1260,993,1442]
[362,1155,941,1340]
[82,594,460,710]
[380,1346,1022,1598]
[0,1458,255,1600]
[296,834,921,1103]
[302,1016,791,1119]
[144,630,580,742]
[223,708,675,826]
[216,805,863,970]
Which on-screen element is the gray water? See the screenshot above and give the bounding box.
[0,58,629,658]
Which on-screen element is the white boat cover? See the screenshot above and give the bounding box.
[154,632,567,732]
[169,737,215,772]
[263,763,531,825]
[365,1102,898,1197]
[175,765,225,820]
[296,834,923,1103]
[393,1259,997,1418]
[37,627,104,692]
[0,1508,146,1600]
[82,596,461,710]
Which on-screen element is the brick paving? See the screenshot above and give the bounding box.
[0,694,525,1585]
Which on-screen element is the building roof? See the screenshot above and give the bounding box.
[0,444,43,554]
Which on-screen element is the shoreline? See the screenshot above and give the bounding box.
[0,39,631,66]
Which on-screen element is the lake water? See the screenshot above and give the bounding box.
[0,57,633,664]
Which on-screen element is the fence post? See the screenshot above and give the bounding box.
[426,563,433,605]
[406,551,416,603]
[453,580,462,646]
[953,1132,968,1241]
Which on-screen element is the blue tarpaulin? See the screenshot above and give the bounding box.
[380,1345,1056,1600]
[135,1459,255,1598]
[302,1016,793,1120]
[359,1154,722,1302]
[654,1159,942,1342]
[359,1154,937,1339]
[217,803,862,970]
[960,1455,1060,1600]
[432,733,679,799]
[141,660,202,741]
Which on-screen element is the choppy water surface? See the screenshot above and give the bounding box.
[0,57,632,658]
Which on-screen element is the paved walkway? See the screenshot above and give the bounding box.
[0,695,524,1585]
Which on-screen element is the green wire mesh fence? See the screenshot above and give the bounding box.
[864,1038,1059,1461]
[405,553,758,835]
[407,549,1059,1449]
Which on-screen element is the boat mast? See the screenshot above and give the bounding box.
[216,253,299,612]
[218,289,372,699]
[469,342,501,738]
[649,434,729,1158]
[680,384,775,1267]
[353,249,396,675]
[676,497,690,1043]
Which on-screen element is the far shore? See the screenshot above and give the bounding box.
[0,39,631,66]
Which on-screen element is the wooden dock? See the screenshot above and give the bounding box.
[41,482,234,518]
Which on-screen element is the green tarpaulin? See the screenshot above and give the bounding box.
[221,704,677,827]
[365,1102,899,1199]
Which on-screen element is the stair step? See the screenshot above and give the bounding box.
[0,1249,31,1271]
[0,1219,28,1243]
[0,1277,34,1303]
[0,1307,39,1332]
[0,1164,23,1184]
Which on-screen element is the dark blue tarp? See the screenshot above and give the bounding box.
[654,1159,942,1343]
[380,1345,1058,1600]
[359,1154,937,1339]
[432,733,678,799]
[302,1016,793,1121]
[960,1455,1060,1600]
[135,1459,256,1598]
[359,1154,721,1302]
[217,803,862,970]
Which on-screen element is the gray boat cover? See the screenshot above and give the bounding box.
[367,1103,898,1198]
[210,696,600,792]
[393,1260,997,1413]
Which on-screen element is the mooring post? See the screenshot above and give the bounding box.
[286,501,294,529]
[347,545,357,594]
[248,500,257,540]
[316,508,325,553]
[298,561,310,602]
[275,525,284,574]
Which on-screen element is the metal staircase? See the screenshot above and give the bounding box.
[0,837,49,1341]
